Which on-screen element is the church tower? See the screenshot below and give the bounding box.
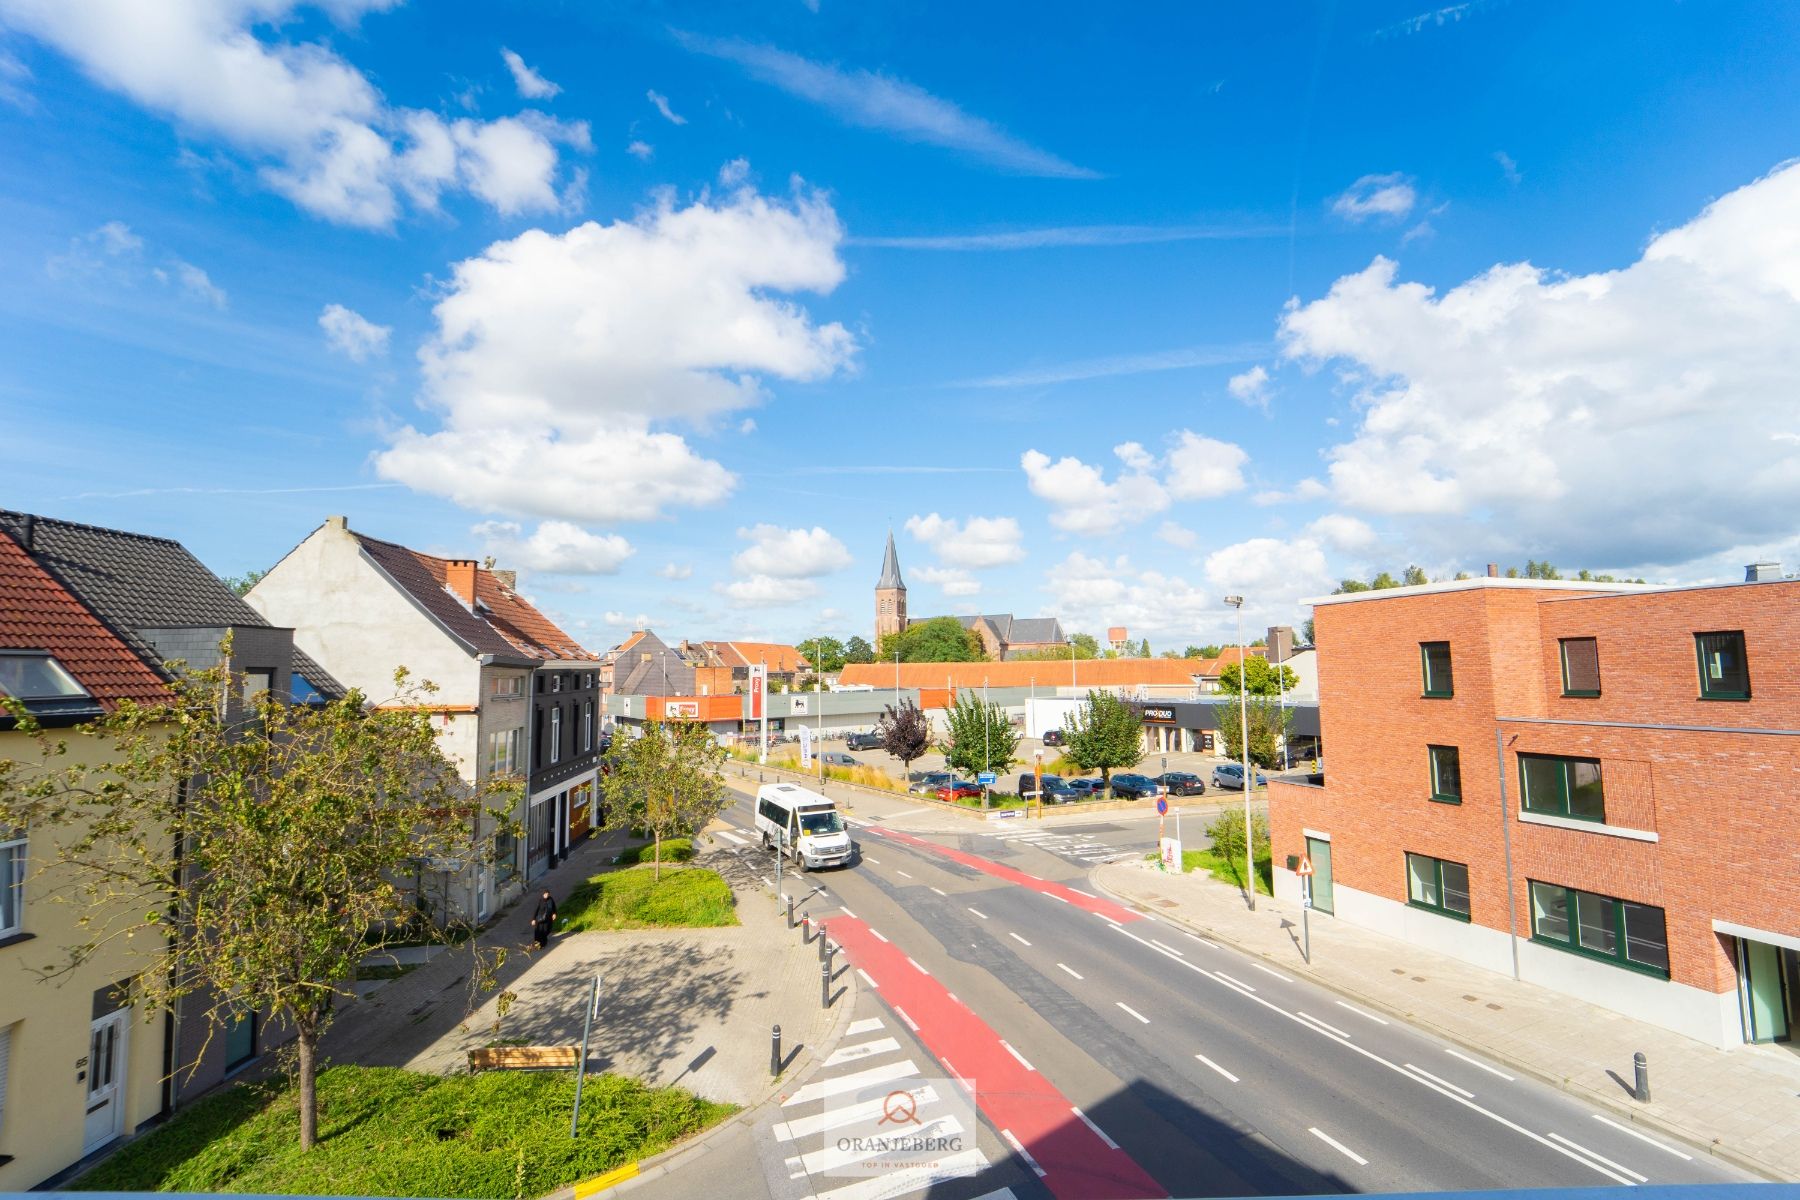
[875,531,907,642]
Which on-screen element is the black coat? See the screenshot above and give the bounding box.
[532,895,557,927]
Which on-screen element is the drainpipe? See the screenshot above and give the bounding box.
[1495,728,1521,980]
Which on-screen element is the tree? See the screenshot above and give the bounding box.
[222,568,266,596]
[1183,644,1224,659]
[1370,571,1401,589]
[1333,579,1372,594]
[1062,691,1144,795]
[878,617,985,663]
[1071,632,1101,658]
[0,658,516,1152]
[1205,806,1270,895]
[843,636,876,665]
[1402,565,1429,586]
[1138,637,1151,658]
[876,700,931,775]
[1212,693,1292,769]
[1301,618,1315,645]
[1010,642,1094,662]
[600,719,728,881]
[1216,657,1300,697]
[797,636,847,673]
[940,692,1017,789]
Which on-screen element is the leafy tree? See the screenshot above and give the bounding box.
[1212,693,1292,769]
[1216,657,1300,697]
[797,636,846,673]
[1301,618,1315,645]
[1205,806,1271,895]
[1071,632,1101,658]
[600,719,728,882]
[1183,644,1225,659]
[1011,641,1094,662]
[940,691,1018,787]
[876,700,931,774]
[1138,637,1151,658]
[222,568,266,596]
[1062,691,1144,795]
[0,657,516,1152]
[843,636,876,665]
[1402,565,1429,586]
[1370,571,1401,589]
[877,617,986,663]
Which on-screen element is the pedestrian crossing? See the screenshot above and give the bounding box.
[980,824,1136,864]
[774,1013,1002,1200]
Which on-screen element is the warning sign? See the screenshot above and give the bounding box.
[1297,855,1314,878]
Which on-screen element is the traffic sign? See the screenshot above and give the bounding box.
[1297,855,1314,877]
[1155,797,1168,816]
[977,771,997,786]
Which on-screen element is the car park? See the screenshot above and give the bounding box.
[935,780,981,801]
[1154,771,1206,796]
[1109,773,1164,799]
[907,771,954,795]
[845,732,882,751]
[1210,762,1269,791]
[820,751,858,766]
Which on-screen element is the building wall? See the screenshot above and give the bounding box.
[875,586,906,641]
[0,734,167,1191]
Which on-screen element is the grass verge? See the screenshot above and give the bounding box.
[559,864,738,932]
[622,837,693,864]
[1182,847,1274,896]
[71,1064,734,1198]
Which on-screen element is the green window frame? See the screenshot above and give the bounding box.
[1528,880,1669,977]
[1518,753,1605,822]
[1695,631,1750,700]
[1406,852,1471,921]
[1558,637,1601,697]
[1427,744,1462,804]
[1420,641,1454,698]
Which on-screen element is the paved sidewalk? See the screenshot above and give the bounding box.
[1093,858,1800,1182]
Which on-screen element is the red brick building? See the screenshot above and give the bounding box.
[1269,575,1800,1048]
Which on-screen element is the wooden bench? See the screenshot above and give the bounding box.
[467,1045,580,1072]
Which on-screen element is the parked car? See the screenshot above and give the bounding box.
[821,751,858,767]
[1154,771,1206,796]
[1109,773,1164,800]
[1015,771,1062,796]
[1211,762,1269,791]
[1038,776,1081,803]
[845,732,882,751]
[907,771,954,795]
[935,780,982,801]
[1041,729,1066,746]
[1064,777,1102,798]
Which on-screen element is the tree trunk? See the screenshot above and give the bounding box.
[297,1026,319,1151]
[653,830,662,883]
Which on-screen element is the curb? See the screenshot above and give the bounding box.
[1086,866,1788,1184]
[547,907,863,1200]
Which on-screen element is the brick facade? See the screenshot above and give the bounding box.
[1269,578,1800,1047]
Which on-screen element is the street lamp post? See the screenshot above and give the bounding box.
[1224,595,1255,911]
[1067,637,1077,693]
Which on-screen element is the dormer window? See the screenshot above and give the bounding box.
[0,651,89,701]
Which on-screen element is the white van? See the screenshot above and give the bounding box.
[755,783,854,871]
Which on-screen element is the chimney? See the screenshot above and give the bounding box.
[445,559,478,606]
[1486,563,1499,578]
[19,513,33,552]
[326,514,348,531]
[492,569,517,591]
[1745,561,1783,582]
[1266,625,1295,663]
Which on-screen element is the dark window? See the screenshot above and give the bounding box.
[1519,754,1605,822]
[1559,637,1601,696]
[1406,852,1471,920]
[1420,641,1453,697]
[1529,880,1668,976]
[1696,631,1750,700]
[224,1012,257,1070]
[1427,745,1462,803]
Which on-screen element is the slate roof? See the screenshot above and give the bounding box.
[876,531,905,590]
[612,629,695,695]
[0,510,345,699]
[920,612,1067,654]
[0,529,171,708]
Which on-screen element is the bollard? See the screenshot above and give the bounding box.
[785,894,794,929]
[770,1024,782,1076]
[820,960,832,1008]
[817,926,830,961]
[802,915,813,943]
[1634,1051,1650,1103]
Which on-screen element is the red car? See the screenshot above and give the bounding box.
[935,780,982,801]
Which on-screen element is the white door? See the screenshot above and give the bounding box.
[83,1010,129,1151]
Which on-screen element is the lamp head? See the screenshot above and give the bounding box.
[1223,595,1244,608]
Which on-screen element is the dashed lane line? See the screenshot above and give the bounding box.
[1000,1039,1036,1072]
[1591,1115,1693,1161]
[1194,1053,1240,1084]
[1009,931,1032,947]
[1248,961,1295,983]
[1117,1002,1150,1024]
[1056,962,1084,980]
[1335,1000,1389,1025]
[1548,1133,1648,1184]
[1402,1063,1473,1099]
[1295,1012,1350,1040]
[967,907,989,920]
[1309,1126,1369,1167]
[1071,1107,1120,1150]
[1445,1047,1515,1081]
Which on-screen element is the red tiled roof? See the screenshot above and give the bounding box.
[838,658,1208,690]
[477,573,599,662]
[0,530,171,708]
[708,640,808,672]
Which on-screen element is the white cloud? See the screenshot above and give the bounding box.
[1155,521,1198,549]
[679,34,1096,179]
[717,575,820,606]
[1,1,583,227]
[963,342,1264,388]
[603,610,654,627]
[1282,158,1800,568]
[500,48,560,100]
[1306,513,1378,552]
[1494,150,1521,186]
[626,139,653,161]
[1021,446,1167,536]
[318,302,390,361]
[718,157,750,187]
[1203,536,1335,614]
[732,524,852,578]
[1331,172,1417,223]
[0,45,33,109]
[646,88,686,125]
[850,222,1284,251]
[472,519,633,574]
[1252,478,1329,506]
[916,565,981,596]
[738,417,757,434]
[903,513,1025,568]
[1164,431,1249,500]
[47,221,227,307]
[1227,364,1270,408]
[375,184,855,522]
[657,562,693,580]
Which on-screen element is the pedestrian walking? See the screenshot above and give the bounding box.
[531,888,558,949]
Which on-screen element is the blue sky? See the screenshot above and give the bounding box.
[6,0,1800,652]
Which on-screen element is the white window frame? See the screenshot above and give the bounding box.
[550,708,562,764]
[0,834,24,938]
[491,675,522,697]
[583,702,593,752]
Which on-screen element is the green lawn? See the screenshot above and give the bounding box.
[1182,847,1274,896]
[620,837,694,864]
[71,1065,735,1198]
[559,864,738,932]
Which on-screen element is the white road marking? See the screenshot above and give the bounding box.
[865,856,881,864]
[1214,972,1256,992]
[896,870,914,878]
[1309,1126,1369,1166]
[1150,939,1185,957]
[799,1114,968,1175]
[761,876,773,887]
[845,1017,885,1036]
[775,1082,937,1140]
[856,968,878,989]
[1009,931,1032,946]
[1403,1063,1473,1098]
[1093,911,1122,926]
[1185,932,1218,948]
[1194,1053,1240,1083]
[1445,1047,1515,1080]
[810,1151,991,1200]
[1000,1129,1047,1178]
[906,956,930,975]
[892,1005,921,1032]
[1000,1039,1036,1071]
[1056,962,1084,980]
[869,928,889,943]
[837,905,857,918]
[1592,1114,1694,1161]
[714,828,748,846]
[1072,889,1099,898]
[1335,1000,1389,1025]
[968,907,989,920]
[1071,1106,1120,1149]
[1248,961,1295,982]
[1117,1002,1150,1024]
[930,886,947,896]
[1549,1133,1648,1183]
[1047,892,1071,903]
[824,1037,902,1067]
[783,1059,919,1106]
[1295,1011,1350,1039]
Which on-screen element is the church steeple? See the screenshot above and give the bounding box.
[874,531,907,641]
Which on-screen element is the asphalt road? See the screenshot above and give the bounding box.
[683,781,1749,1200]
